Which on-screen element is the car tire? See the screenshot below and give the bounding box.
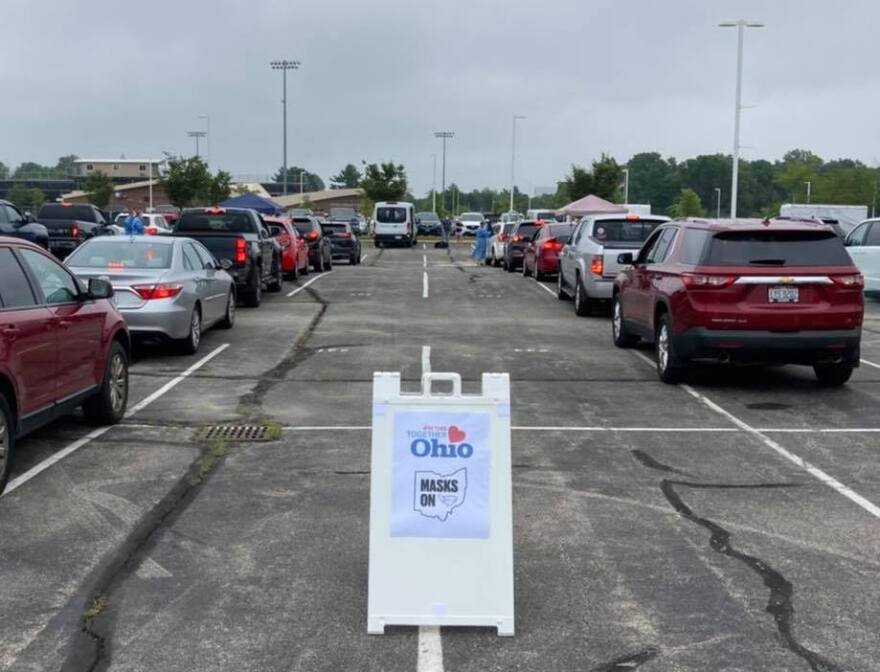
[301,257,310,276]
[0,394,16,494]
[611,294,638,347]
[655,313,683,384]
[574,274,591,316]
[505,258,515,273]
[243,269,262,307]
[82,341,129,426]
[287,260,299,282]
[535,264,545,282]
[522,259,530,277]
[350,254,357,265]
[814,364,854,387]
[267,259,283,293]
[314,255,324,273]
[219,290,236,329]
[557,270,568,300]
[325,254,333,270]
[178,306,202,355]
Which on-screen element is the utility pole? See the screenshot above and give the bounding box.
[805,181,812,204]
[510,115,526,213]
[434,131,454,213]
[715,187,722,219]
[432,153,437,213]
[719,20,764,219]
[198,113,211,169]
[187,131,206,158]
[270,59,301,195]
[622,168,630,205]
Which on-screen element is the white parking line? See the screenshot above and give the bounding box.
[860,358,880,369]
[3,343,231,497]
[423,272,429,299]
[361,254,369,263]
[535,281,557,297]
[630,350,880,520]
[272,424,880,434]
[286,270,334,298]
[422,243,427,250]
[422,345,431,375]
[423,254,427,269]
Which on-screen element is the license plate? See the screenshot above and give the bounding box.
[769,286,799,303]
[395,235,402,240]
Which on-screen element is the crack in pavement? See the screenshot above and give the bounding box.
[588,646,661,671]
[633,450,844,672]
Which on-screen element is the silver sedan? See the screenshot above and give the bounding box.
[65,236,236,354]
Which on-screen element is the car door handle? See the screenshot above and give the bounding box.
[58,319,73,328]
[1,325,20,337]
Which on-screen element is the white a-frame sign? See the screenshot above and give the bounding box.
[368,371,514,636]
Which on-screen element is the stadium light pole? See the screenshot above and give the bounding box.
[187,131,206,158]
[432,153,438,212]
[198,113,211,169]
[622,168,630,205]
[805,180,812,204]
[715,187,722,219]
[719,20,764,219]
[270,59,301,195]
[510,115,526,213]
[434,131,454,213]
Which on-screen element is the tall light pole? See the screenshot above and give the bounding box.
[198,113,211,169]
[622,168,630,205]
[187,130,206,158]
[434,131,454,213]
[510,114,526,213]
[805,181,812,204]
[270,59,301,195]
[715,187,722,219]
[719,20,764,219]
[431,153,438,213]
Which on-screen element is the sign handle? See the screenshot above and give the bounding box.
[420,372,462,397]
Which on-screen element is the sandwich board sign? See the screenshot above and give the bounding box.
[367,371,514,636]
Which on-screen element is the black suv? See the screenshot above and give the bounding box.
[321,221,362,265]
[293,217,333,272]
[504,220,543,272]
[0,200,49,248]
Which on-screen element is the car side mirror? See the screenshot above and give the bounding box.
[87,278,114,300]
[617,252,634,265]
[219,258,234,271]
[24,212,36,223]
[260,228,269,239]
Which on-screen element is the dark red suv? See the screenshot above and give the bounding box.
[612,219,863,386]
[0,237,131,493]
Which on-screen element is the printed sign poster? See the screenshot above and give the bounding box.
[390,411,490,539]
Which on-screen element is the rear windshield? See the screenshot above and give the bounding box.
[294,220,315,234]
[591,219,663,244]
[39,204,97,221]
[515,224,540,239]
[535,212,557,221]
[461,213,483,222]
[699,230,853,267]
[548,224,574,241]
[177,211,254,234]
[322,223,348,235]
[66,240,173,269]
[266,223,287,237]
[417,212,440,221]
[377,207,408,223]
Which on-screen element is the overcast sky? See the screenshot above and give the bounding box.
[3,0,879,194]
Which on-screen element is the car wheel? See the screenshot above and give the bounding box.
[535,264,545,282]
[350,254,357,265]
[0,394,15,494]
[522,258,531,277]
[574,275,591,317]
[179,306,202,355]
[505,258,515,273]
[612,294,638,347]
[267,259,283,293]
[314,255,324,273]
[326,254,333,270]
[219,290,236,329]
[243,270,262,307]
[301,256,310,276]
[655,313,683,384]
[82,341,129,425]
[814,364,854,387]
[557,269,568,300]
[287,259,299,282]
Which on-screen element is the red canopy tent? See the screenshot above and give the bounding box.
[556,194,628,218]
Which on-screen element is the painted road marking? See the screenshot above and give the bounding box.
[535,281,557,297]
[423,254,427,269]
[418,625,443,672]
[361,254,369,263]
[630,350,880,520]
[513,348,549,353]
[423,271,429,299]
[3,344,231,497]
[860,358,880,369]
[286,270,335,297]
[268,425,880,434]
[422,345,432,375]
[315,348,350,353]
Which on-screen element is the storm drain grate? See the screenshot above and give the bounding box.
[196,425,272,442]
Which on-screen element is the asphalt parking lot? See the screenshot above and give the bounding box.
[2,245,880,672]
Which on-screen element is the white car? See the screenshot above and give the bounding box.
[487,222,516,267]
[457,212,485,236]
[844,218,880,294]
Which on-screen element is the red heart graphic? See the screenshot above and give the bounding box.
[448,425,466,443]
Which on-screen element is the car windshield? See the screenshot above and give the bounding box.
[39,204,96,221]
[65,240,173,269]
[294,221,316,234]
[515,224,540,239]
[322,223,348,235]
[377,207,407,223]
[177,211,254,233]
[461,214,482,222]
[591,219,664,244]
[417,212,440,221]
[699,230,853,266]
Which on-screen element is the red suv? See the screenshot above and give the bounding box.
[612,219,863,386]
[522,222,575,280]
[0,237,131,493]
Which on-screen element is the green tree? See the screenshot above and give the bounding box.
[668,188,705,218]
[12,162,53,179]
[330,163,362,189]
[206,170,232,204]
[360,162,408,201]
[272,166,325,192]
[6,183,33,209]
[162,156,213,208]
[591,154,624,201]
[0,161,9,179]
[559,165,594,202]
[28,188,46,211]
[84,170,115,209]
[54,154,79,177]
[626,153,680,213]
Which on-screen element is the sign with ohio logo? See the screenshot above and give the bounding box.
[390,411,490,538]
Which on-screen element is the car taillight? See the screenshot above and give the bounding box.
[307,230,319,241]
[145,226,158,236]
[512,235,522,242]
[132,283,183,300]
[590,255,603,276]
[497,234,506,242]
[543,238,562,253]
[69,224,80,238]
[235,238,247,264]
[831,274,864,288]
[338,232,352,239]
[682,273,737,289]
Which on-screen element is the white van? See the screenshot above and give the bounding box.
[373,201,417,247]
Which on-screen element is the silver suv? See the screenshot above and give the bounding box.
[557,213,669,315]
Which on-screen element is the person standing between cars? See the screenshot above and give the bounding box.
[124,209,144,235]
[472,221,490,263]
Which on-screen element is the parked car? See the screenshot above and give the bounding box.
[843,218,880,295]
[458,212,485,236]
[321,221,362,265]
[36,202,111,260]
[526,209,560,222]
[612,218,864,386]
[65,236,235,354]
[173,207,283,308]
[503,220,544,271]
[293,217,333,271]
[558,213,669,315]
[373,201,417,247]
[522,222,576,280]
[487,222,516,267]
[140,213,173,236]
[0,200,49,249]
[153,205,181,228]
[0,237,130,492]
[264,216,309,280]
[416,211,443,236]
[289,208,314,217]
